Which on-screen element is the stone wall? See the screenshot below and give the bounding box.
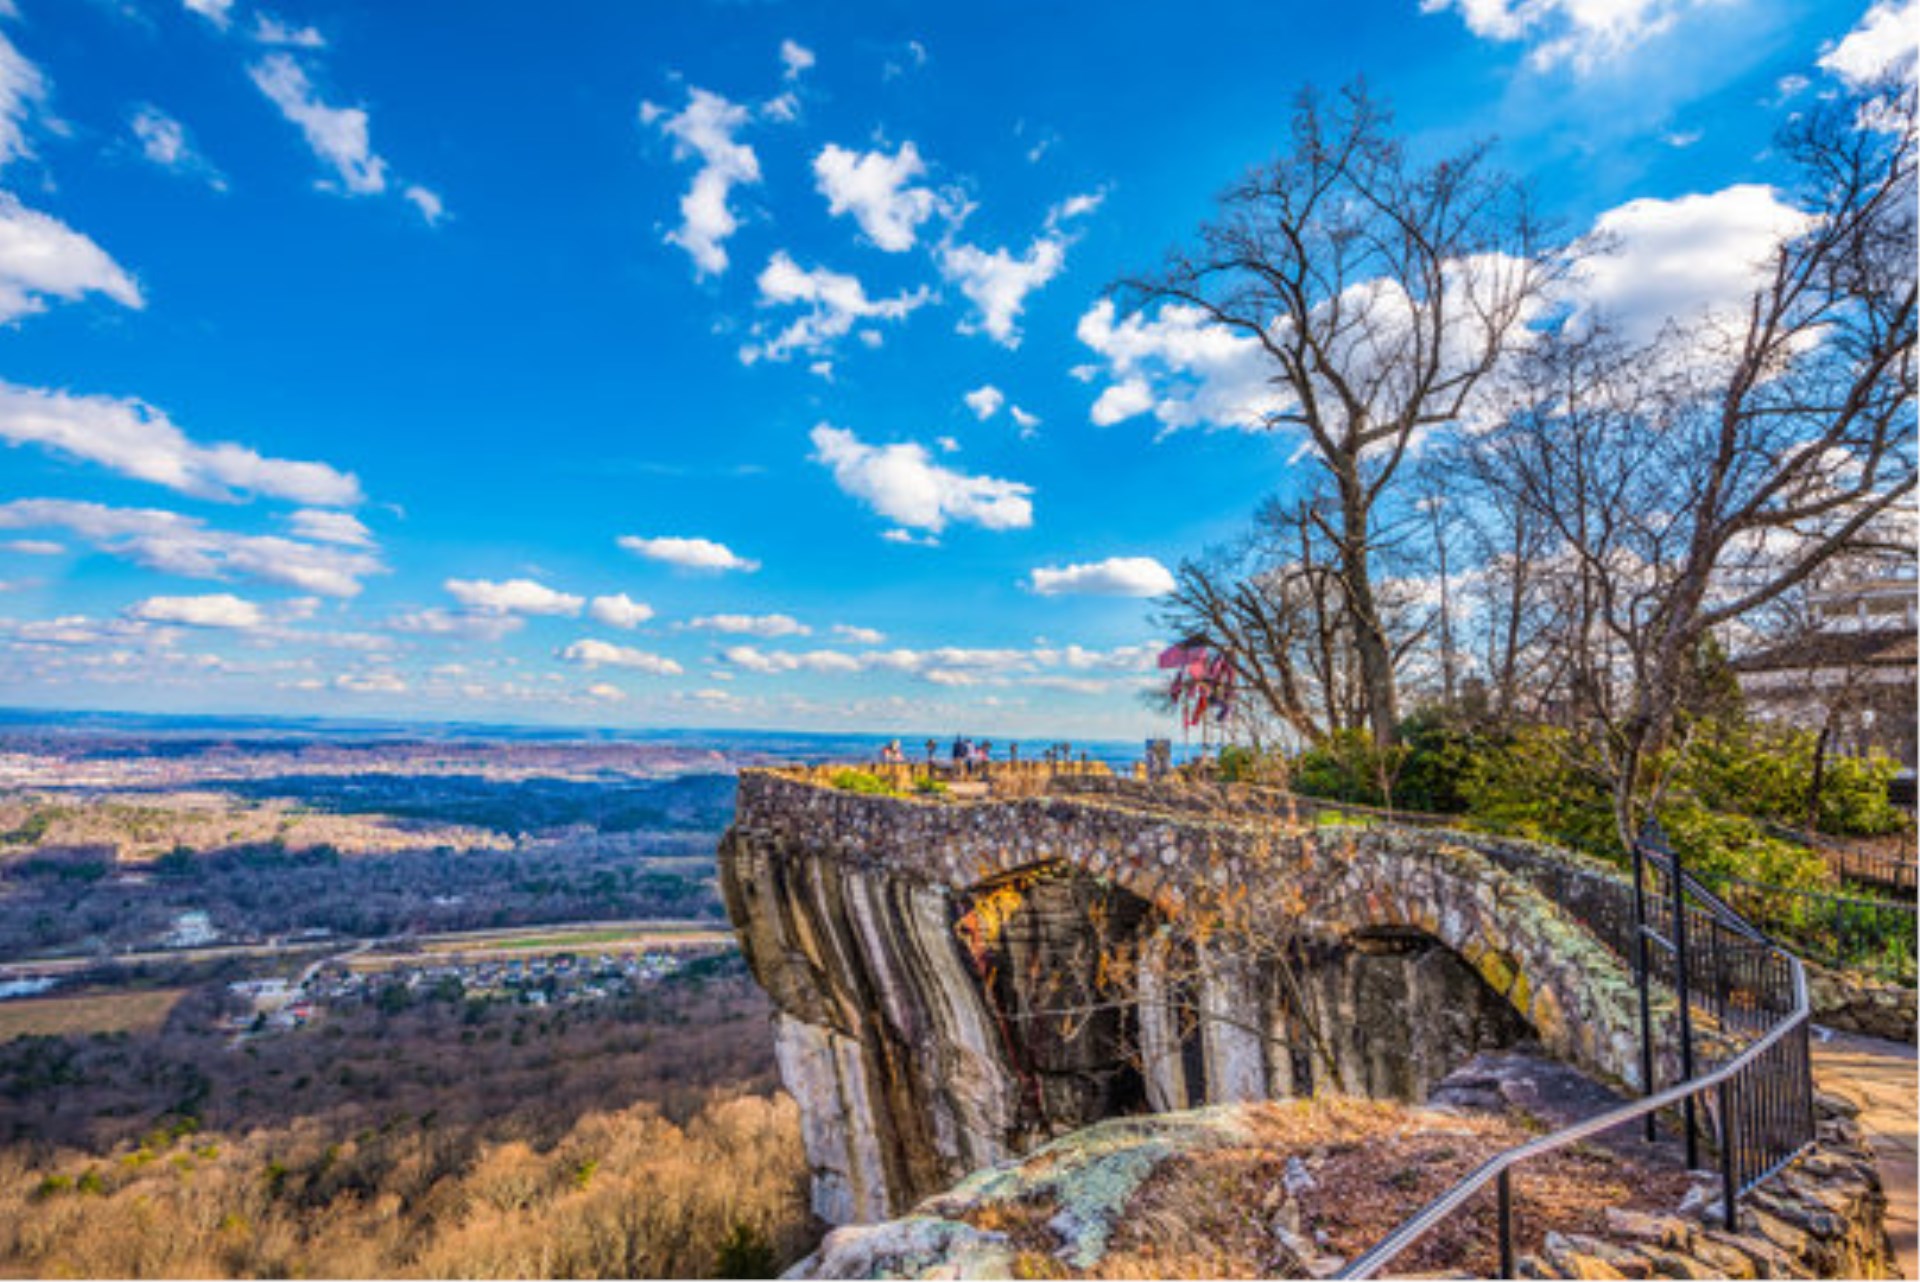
[720,770,1663,1222]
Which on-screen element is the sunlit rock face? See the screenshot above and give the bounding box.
[719,771,1646,1223]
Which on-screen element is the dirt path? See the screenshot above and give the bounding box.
[1812,1029,1917,1279]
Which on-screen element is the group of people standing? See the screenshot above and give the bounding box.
[875,736,995,777]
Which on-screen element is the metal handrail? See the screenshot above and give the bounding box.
[1338,849,1813,1279]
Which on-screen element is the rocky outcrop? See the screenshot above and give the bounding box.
[1806,963,1918,1044]
[789,1094,1891,1281]
[720,770,1657,1222]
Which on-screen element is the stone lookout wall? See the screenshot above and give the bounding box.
[720,769,1663,1224]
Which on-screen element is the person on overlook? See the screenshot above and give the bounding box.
[952,734,972,779]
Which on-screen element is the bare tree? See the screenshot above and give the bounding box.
[1120,82,1552,745]
[1477,81,1917,848]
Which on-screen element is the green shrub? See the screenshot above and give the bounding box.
[1293,730,1409,808]
[1458,728,1617,854]
[912,777,949,796]
[827,769,894,796]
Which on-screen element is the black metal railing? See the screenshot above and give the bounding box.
[1338,824,1815,1279]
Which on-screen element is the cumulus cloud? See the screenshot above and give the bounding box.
[1009,406,1041,435]
[1563,184,1812,345]
[686,613,810,638]
[1,538,62,555]
[585,681,627,702]
[1027,556,1176,598]
[935,193,1097,346]
[1075,299,1280,433]
[589,593,655,629]
[0,195,145,325]
[249,54,388,194]
[252,12,326,48]
[618,535,760,573]
[1820,0,1918,87]
[404,185,446,226]
[780,39,815,80]
[809,423,1034,535]
[964,384,1004,420]
[740,251,930,363]
[642,87,761,277]
[558,638,684,675]
[832,623,886,644]
[938,234,1065,346]
[0,498,383,596]
[129,106,226,189]
[287,509,373,547]
[444,577,584,616]
[181,0,234,28]
[718,639,1157,687]
[0,381,362,505]
[335,670,406,694]
[386,607,522,641]
[127,592,264,629]
[719,644,861,675]
[1419,0,1717,72]
[813,141,944,252]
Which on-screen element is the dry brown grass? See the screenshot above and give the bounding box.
[0,989,185,1040]
[1037,1099,1693,1279]
[0,1093,809,1279]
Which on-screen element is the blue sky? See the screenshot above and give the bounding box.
[0,0,1909,739]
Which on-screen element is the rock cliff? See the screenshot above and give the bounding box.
[719,770,1654,1223]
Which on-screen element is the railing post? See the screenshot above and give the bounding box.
[1719,1078,1740,1231]
[1660,824,1702,1169]
[1630,835,1658,1143]
[1496,1168,1515,1279]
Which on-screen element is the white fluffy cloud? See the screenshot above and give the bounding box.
[335,670,406,694]
[832,623,886,644]
[1075,299,1281,433]
[813,141,942,252]
[386,607,522,641]
[127,593,264,629]
[0,381,362,505]
[404,185,446,226]
[287,509,373,547]
[1820,0,1918,87]
[558,638,684,675]
[938,235,1065,347]
[618,535,760,573]
[1419,0,1717,72]
[181,0,234,28]
[1027,556,1176,598]
[444,577,584,616]
[252,12,327,48]
[129,106,226,189]
[1564,184,1812,345]
[249,54,387,194]
[0,195,145,325]
[780,39,815,80]
[809,423,1034,536]
[687,613,810,637]
[643,87,761,277]
[964,385,1004,420]
[589,593,655,629]
[719,640,1157,688]
[741,251,931,362]
[0,498,384,596]
[935,193,1099,347]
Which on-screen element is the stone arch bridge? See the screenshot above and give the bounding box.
[719,768,1654,1225]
